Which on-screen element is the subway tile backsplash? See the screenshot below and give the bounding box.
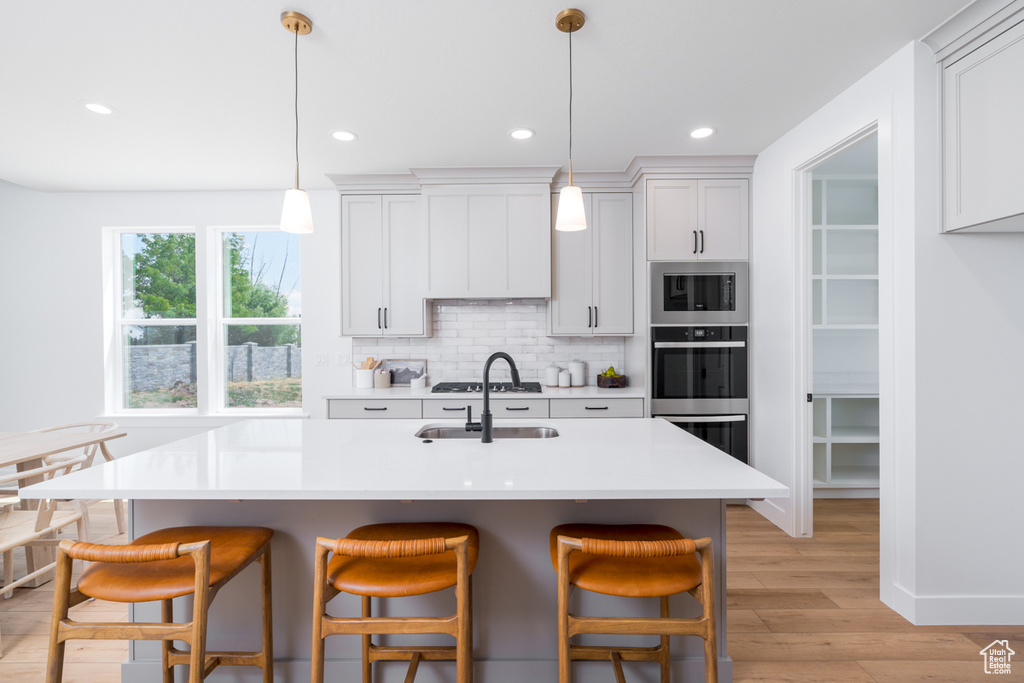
[352,299,625,383]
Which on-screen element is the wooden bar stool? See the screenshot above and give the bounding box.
[311,522,478,683]
[46,526,274,683]
[550,523,717,683]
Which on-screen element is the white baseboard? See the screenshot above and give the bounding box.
[747,497,793,535]
[886,583,1024,626]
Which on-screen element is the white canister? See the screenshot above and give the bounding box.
[558,370,571,388]
[568,360,585,387]
[355,368,374,388]
[545,365,561,387]
[410,375,427,389]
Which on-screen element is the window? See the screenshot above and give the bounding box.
[218,231,302,408]
[106,227,301,413]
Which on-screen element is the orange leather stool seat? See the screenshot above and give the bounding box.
[311,522,478,683]
[47,526,274,683]
[78,526,274,602]
[549,523,702,598]
[550,523,717,683]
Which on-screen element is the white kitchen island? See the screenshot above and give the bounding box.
[23,418,787,683]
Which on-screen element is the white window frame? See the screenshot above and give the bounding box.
[103,225,303,416]
[212,226,303,414]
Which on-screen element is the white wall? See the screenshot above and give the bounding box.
[750,41,1024,624]
[0,180,345,454]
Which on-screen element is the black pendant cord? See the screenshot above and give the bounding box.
[567,27,573,185]
[293,26,300,189]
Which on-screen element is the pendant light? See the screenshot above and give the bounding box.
[554,8,587,232]
[280,11,314,234]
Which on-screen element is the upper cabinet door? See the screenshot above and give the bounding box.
[382,195,428,336]
[698,179,749,260]
[549,194,594,335]
[942,19,1024,232]
[646,178,749,260]
[424,185,552,298]
[341,195,385,336]
[591,193,634,334]
[647,179,699,260]
[549,192,633,336]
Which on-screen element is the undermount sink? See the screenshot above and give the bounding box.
[415,425,559,440]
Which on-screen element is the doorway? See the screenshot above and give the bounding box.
[794,128,882,536]
[808,135,880,501]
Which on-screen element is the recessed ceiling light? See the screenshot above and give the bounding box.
[690,127,715,139]
[331,130,357,141]
[83,102,114,115]
[509,128,535,140]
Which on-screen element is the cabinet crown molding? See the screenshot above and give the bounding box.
[411,166,560,185]
[923,0,1024,64]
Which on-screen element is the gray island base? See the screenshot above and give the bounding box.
[22,418,788,682]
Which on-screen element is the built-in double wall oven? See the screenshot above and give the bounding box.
[650,262,749,463]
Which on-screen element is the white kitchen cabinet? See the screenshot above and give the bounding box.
[548,398,644,418]
[327,399,423,419]
[646,179,749,260]
[549,192,633,335]
[341,195,429,337]
[422,399,549,419]
[423,184,551,298]
[941,18,1024,232]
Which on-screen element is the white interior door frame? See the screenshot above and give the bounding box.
[791,123,879,538]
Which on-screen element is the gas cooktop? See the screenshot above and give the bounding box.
[431,381,543,394]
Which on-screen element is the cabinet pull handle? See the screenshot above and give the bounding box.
[363,407,387,411]
[384,307,388,329]
[693,230,698,254]
[699,230,704,254]
[505,406,529,411]
[442,406,467,411]
[377,307,382,329]
[587,306,592,328]
[584,406,609,410]
[594,306,598,328]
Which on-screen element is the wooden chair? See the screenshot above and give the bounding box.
[550,523,717,683]
[32,421,126,535]
[0,453,89,654]
[46,526,274,683]
[311,522,478,683]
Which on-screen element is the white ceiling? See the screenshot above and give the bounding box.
[0,0,971,192]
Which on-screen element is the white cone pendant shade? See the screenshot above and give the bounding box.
[555,184,587,232]
[281,188,314,234]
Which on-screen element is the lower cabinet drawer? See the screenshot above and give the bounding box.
[422,400,483,419]
[490,399,549,418]
[422,399,549,419]
[328,399,422,419]
[549,398,643,418]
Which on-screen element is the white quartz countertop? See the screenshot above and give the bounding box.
[324,385,645,400]
[22,418,787,502]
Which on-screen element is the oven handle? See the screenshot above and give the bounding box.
[653,341,746,348]
[658,415,747,423]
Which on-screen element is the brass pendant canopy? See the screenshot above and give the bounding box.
[555,8,585,33]
[281,11,313,35]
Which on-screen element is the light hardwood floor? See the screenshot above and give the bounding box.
[1,500,1021,681]
[728,499,1024,682]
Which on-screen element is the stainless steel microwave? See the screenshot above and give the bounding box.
[650,261,748,325]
